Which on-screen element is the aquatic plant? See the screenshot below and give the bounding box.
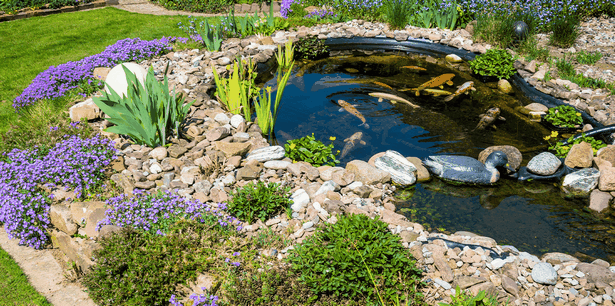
[13,37,187,111]
[212,58,259,120]
[254,61,294,136]
[284,134,340,167]
[543,105,583,129]
[469,48,516,80]
[294,35,329,60]
[545,131,606,158]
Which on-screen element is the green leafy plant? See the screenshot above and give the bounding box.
[284,134,340,167]
[197,19,224,51]
[276,40,295,71]
[543,105,583,128]
[576,50,602,65]
[549,14,579,48]
[228,181,292,224]
[469,48,516,80]
[545,131,607,158]
[384,0,411,30]
[554,55,612,89]
[432,0,460,30]
[294,35,329,60]
[212,58,258,120]
[93,64,193,148]
[83,221,227,306]
[254,61,294,136]
[287,214,424,304]
[439,286,500,306]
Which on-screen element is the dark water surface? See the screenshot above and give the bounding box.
[263,51,615,262]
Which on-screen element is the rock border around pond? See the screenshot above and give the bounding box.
[52,21,615,305]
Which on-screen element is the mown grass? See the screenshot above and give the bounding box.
[0,6,192,137]
[0,247,52,305]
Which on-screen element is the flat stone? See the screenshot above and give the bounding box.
[454,276,487,289]
[346,160,391,185]
[524,102,549,113]
[214,141,251,157]
[290,189,310,211]
[214,113,230,124]
[501,275,519,297]
[589,189,612,213]
[532,262,558,285]
[69,98,101,122]
[541,252,580,264]
[527,152,561,176]
[50,204,78,236]
[149,147,167,161]
[167,145,188,158]
[236,164,261,181]
[206,127,231,141]
[434,278,452,290]
[263,160,291,170]
[374,150,417,186]
[246,146,285,162]
[562,167,600,195]
[406,157,430,182]
[576,262,615,284]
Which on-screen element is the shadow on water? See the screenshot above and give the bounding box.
[264,50,615,262]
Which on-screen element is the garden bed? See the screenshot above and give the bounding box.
[0,0,107,22]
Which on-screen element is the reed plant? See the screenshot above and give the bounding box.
[211,58,258,121]
[254,61,295,136]
[276,40,295,71]
[384,0,411,30]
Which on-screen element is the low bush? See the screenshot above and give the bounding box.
[469,48,516,80]
[84,220,235,306]
[0,0,92,13]
[284,134,339,167]
[549,14,580,48]
[228,181,292,224]
[287,214,424,304]
[153,0,232,13]
[294,35,329,60]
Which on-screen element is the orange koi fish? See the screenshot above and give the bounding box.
[414,73,456,96]
[443,81,476,102]
[338,99,369,128]
[372,81,393,89]
[423,89,453,96]
[401,65,427,71]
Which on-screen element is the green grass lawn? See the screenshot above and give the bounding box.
[0,247,51,305]
[0,6,192,136]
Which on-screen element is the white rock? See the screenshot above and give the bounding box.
[434,278,452,290]
[290,189,310,211]
[230,114,245,128]
[149,163,162,174]
[246,146,285,162]
[374,150,417,186]
[214,113,231,124]
[519,252,540,263]
[263,160,291,170]
[532,262,558,285]
[314,180,340,196]
[69,98,101,122]
[149,147,168,161]
[445,54,463,63]
[347,181,363,190]
[105,62,148,97]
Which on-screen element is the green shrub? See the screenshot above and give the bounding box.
[549,14,579,48]
[153,0,232,13]
[284,134,339,167]
[384,0,411,30]
[228,181,292,224]
[469,48,516,80]
[294,35,329,60]
[83,221,228,306]
[575,50,602,65]
[473,11,537,49]
[93,64,193,148]
[439,286,500,306]
[543,105,583,129]
[287,214,424,304]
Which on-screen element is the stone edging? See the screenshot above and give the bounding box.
[0,0,107,22]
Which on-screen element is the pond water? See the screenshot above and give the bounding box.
[261,51,615,262]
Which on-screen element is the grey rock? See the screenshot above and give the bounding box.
[162,173,175,187]
[562,167,600,196]
[134,180,155,190]
[214,113,230,124]
[576,262,615,283]
[246,145,285,162]
[589,189,612,213]
[193,180,212,195]
[434,278,452,290]
[519,252,540,263]
[531,262,558,285]
[374,150,417,186]
[527,152,561,176]
[314,180,340,197]
[233,132,250,143]
[290,189,310,211]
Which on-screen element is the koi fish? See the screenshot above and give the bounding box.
[368,92,420,108]
[473,107,505,131]
[340,131,366,159]
[422,89,453,96]
[443,81,476,102]
[372,81,393,89]
[338,99,369,128]
[414,73,456,96]
[401,65,427,71]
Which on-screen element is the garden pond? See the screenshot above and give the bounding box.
[259,50,615,262]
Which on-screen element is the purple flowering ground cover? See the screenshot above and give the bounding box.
[0,134,116,248]
[97,189,241,236]
[12,36,188,111]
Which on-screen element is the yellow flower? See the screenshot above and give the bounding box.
[266,86,272,93]
[576,112,582,116]
[289,143,296,150]
[544,135,551,140]
[329,136,336,141]
[551,131,558,137]
[337,150,340,153]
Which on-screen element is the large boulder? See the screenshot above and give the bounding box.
[562,167,600,196]
[576,262,615,284]
[374,150,417,186]
[565,141,594,168]
[104,62,148,98]
[589,189,611,213]
[345,160,391,185]
[214,141,251,157]
[531,262,557,285]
